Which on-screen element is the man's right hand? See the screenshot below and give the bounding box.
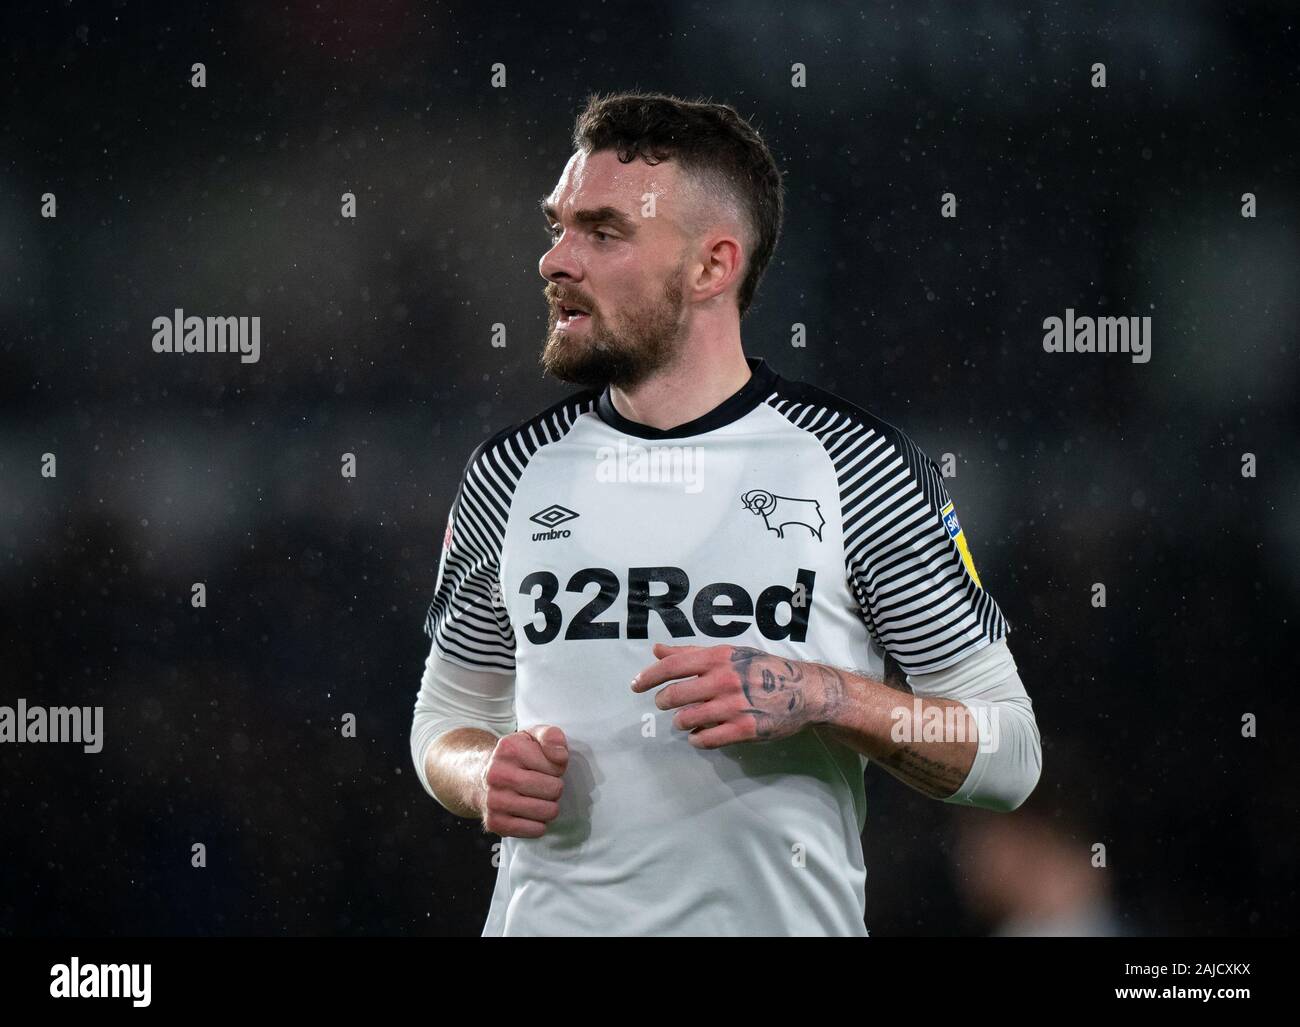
[477,724,569,838]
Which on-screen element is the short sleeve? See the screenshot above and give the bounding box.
[422,438,517,672]
[843,425,1010,676]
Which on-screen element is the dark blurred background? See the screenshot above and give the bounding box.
[1,0,1296,936]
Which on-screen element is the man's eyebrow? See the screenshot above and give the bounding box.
[539,198,638,233]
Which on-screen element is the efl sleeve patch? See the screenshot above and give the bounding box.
[940,500,983,589]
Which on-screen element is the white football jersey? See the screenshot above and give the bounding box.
[416,356,1011,936]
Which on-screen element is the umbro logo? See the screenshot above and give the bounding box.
[530,504,578,528]
[530,504,578,541]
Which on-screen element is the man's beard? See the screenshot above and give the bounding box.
[540,266,686,390]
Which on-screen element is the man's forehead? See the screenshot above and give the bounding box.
[545,148,685,217]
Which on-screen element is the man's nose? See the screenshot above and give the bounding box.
[539,234,581,283]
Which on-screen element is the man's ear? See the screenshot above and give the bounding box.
[704,235,743,299]
[685,234,742,303]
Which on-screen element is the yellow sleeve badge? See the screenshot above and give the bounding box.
[940,500,983,589]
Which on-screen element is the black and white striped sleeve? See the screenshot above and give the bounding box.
[423,435,518,672]
[766,386,1011,676]
[838,420,1010,677]
[410,437,519,800]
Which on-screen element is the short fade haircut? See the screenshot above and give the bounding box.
[571,91,785,320]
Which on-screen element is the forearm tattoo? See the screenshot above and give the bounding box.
[876,743,969,799]
[877,685,976,798]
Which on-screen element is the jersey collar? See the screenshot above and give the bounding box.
[596,356,779,440]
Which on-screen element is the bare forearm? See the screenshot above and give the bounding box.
[423,727,497,819]
[810,663,978,801]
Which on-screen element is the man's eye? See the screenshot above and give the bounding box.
[545,224,613,242]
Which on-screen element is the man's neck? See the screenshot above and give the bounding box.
[607,345,753,433]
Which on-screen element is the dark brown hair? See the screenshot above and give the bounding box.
[571,91,784,319]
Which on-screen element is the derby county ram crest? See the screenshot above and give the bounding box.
[741,489,825,541]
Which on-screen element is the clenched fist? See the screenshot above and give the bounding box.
[478,724,569,838]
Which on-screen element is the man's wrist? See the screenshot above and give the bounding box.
[469,751,491,820]
[800,659,901,759]
[802,660,854,728]
[424,729,497,820]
